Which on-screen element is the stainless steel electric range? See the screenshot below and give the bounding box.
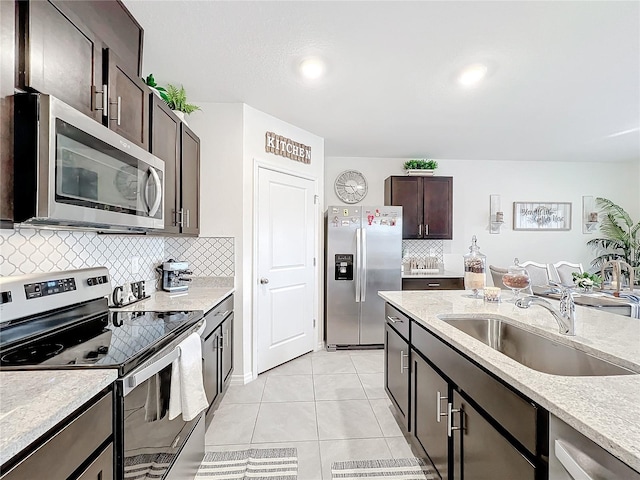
[0,267,205,480]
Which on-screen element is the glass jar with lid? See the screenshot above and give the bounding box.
[502,258,531,301]
[463,235,486,298]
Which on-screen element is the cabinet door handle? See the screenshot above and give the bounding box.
[174,208,185,227]
[110,96,121,125]
[386,315,403,324]
[418,224,422,237]
[93,84,108,113]
[400,350,409,373]
[218,335,224,350]
[424,224,429,236]
[447,402,464,437]
[436,391,448,423]
[225,328,229,348]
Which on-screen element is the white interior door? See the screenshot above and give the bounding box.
[256,167,316,374]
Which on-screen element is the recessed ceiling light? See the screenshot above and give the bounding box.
[299,57,326,80]
[457,63,488,87]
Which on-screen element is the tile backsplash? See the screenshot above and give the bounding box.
[402,240,444,262]
[0,227,234,288]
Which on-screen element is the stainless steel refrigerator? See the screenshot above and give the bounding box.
[325,205,403,348]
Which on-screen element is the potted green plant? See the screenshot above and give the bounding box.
[143,74,169,102]
[571,272,602,292]
[164,84,201,125]
[403,159,438,176]
[586,197,639,285]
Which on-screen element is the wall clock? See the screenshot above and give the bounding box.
[334,170,368,204]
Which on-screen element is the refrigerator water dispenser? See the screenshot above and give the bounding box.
[335,254,354,281]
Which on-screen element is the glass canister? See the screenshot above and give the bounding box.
[502,258,531,301]
[463,235,486,298]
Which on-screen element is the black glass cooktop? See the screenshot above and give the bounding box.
[0,299,202,375]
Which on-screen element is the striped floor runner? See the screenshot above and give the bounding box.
[124,448,297,480]
[197,448,297,479]
[331,458,438,480]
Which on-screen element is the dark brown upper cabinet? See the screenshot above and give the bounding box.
[17,0,102,121]
[180,123,201,236]
[16,0,145,139]
[149,97,200,236]
[149,93,180,234]
[384,176,453,239]
[104,49,149,150]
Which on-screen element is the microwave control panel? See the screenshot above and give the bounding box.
[24,277,77,299]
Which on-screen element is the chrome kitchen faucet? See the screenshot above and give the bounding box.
[515,284,576,336]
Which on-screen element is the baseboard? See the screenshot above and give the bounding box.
[230,371,253,385]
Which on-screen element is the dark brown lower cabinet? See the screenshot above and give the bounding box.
[384,322,409,430]
[411,351,449,479]
[386,305,548,480]
[402,277,463,291]
[75,443,113,480]
[453,391,536,480]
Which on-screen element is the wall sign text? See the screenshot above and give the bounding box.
[265,132,311,164]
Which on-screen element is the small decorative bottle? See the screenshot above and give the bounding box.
[464,235,486,298]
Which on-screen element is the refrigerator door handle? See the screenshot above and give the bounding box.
[361,228,367,302]
[355,228,361,303]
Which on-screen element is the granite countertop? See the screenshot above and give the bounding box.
[0,369,118,467]
[378,290,640,471]
[115,278,235,314]
[402,270,463,279]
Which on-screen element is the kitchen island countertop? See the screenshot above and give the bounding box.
[0,369,118,468]
[379,289,640,471]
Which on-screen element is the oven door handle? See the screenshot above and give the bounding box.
[122,347,179,396]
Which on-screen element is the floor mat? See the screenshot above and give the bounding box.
[124,448,297,480]
[331,457,438,479]
[197,448,297,479]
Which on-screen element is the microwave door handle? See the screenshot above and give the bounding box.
[144,167,162,217]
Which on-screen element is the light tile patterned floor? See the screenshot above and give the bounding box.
[204,349,421,480]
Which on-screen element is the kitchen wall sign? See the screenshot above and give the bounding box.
[265,131,311,164]
[513,202,572,231]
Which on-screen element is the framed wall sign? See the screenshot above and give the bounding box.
[513,202,571,231]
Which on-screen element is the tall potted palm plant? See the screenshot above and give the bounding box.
[587,197,639,285]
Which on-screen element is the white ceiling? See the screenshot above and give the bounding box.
[124,1,640,162]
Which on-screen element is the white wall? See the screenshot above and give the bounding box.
[189,103,324,382]
[326,157,640,275]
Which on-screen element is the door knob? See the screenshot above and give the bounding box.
[260,278,269,284]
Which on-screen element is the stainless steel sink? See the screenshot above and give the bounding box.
[440,316,636,376]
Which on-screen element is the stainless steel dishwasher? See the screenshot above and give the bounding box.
[549,414,640,479]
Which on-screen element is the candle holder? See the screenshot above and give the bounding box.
[583,196,599,233]
[490,194,504,234]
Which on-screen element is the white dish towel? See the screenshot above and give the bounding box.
[168,332,209,421]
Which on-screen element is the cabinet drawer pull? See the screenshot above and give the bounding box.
[428,283,441,287]
[400,350,409,373]
[386,315,403,324]
[436,391,448,423]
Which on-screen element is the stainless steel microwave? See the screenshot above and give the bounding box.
[14,94,164,231]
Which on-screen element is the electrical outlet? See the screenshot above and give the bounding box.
[131,256,140,274]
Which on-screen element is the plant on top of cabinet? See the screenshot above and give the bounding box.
[164,84,201,124]
[144,73,169,102]
[404,159,438,176]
